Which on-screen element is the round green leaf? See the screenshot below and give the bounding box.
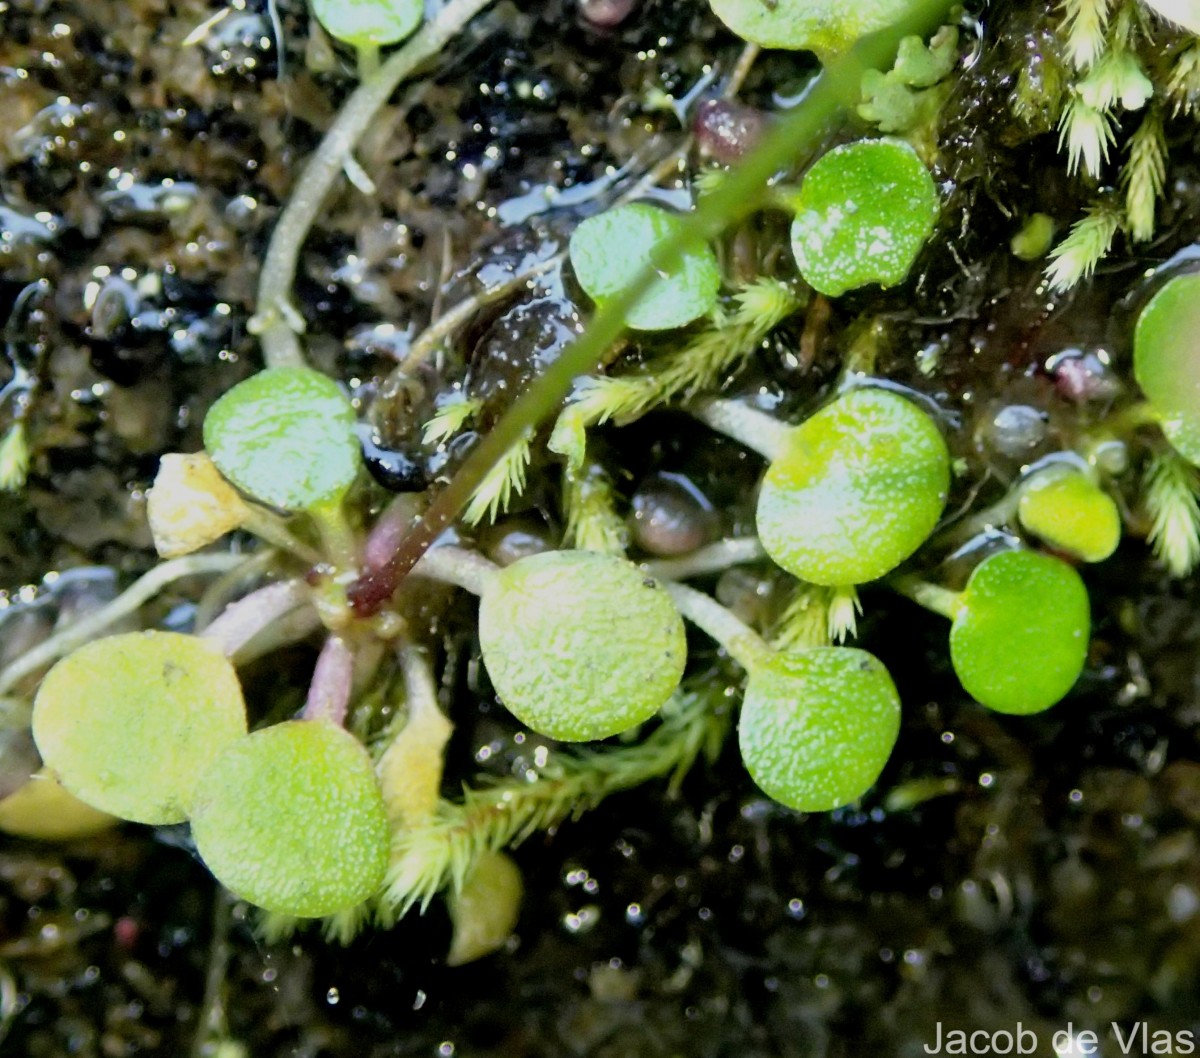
[478,550,687,741]
[950,550,1090,715]
[757,388,950,586]
[708,0,913,54]
[739,647,901,812]
[32,631,247,825]
[311,0,423,48]
[1017,466,1121,563]
[190,720,389,918]
[569,203,721,331]
[203,367,361,511]
[1133,273,1200,464]
[790,139,938,297]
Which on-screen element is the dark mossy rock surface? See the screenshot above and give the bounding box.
[2,0,1200,1056]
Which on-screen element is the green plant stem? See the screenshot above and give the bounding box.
[240,505,321,564]
[1108,399,1162,433]
[399,641,446,729]
[345,0,957,616]
[357,43,381,80]
[889,574,963,619]
[0,553,247,696]
[642,537,766,580]
[411,544,499,596]
[662,581,773,671]
[309,499,360,572]
[252,0,499,369]
[726,42,761,98]
[936,491,1021,546]
[235,605,324,667]
[190,891,237,1058]
[619,40,760,200]
[690,398,792,462]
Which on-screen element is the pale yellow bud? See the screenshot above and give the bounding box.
[147,452,250,558]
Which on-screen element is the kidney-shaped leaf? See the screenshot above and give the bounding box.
[479,550,687,741]
[757,388,950,586]
[790,138,938,297]
[1134,273,1200,465]
[203,367,361,511]
[190,720,389,918]
[32,631,247,824]
[949,550,1090,715]
[1017,465,1120,563]
[739,647,901,812]
[569,203,720,331]
[311,0,423,48]
[708,0,914,55]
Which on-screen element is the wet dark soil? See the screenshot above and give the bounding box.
[2,1,1200,1056]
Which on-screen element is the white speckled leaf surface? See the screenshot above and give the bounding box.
[739,647,901,811]
[479,550,687,741]
[190,720,389,918]
[757,388,949,585]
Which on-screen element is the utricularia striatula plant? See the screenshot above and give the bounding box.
[3,0,1200,964]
